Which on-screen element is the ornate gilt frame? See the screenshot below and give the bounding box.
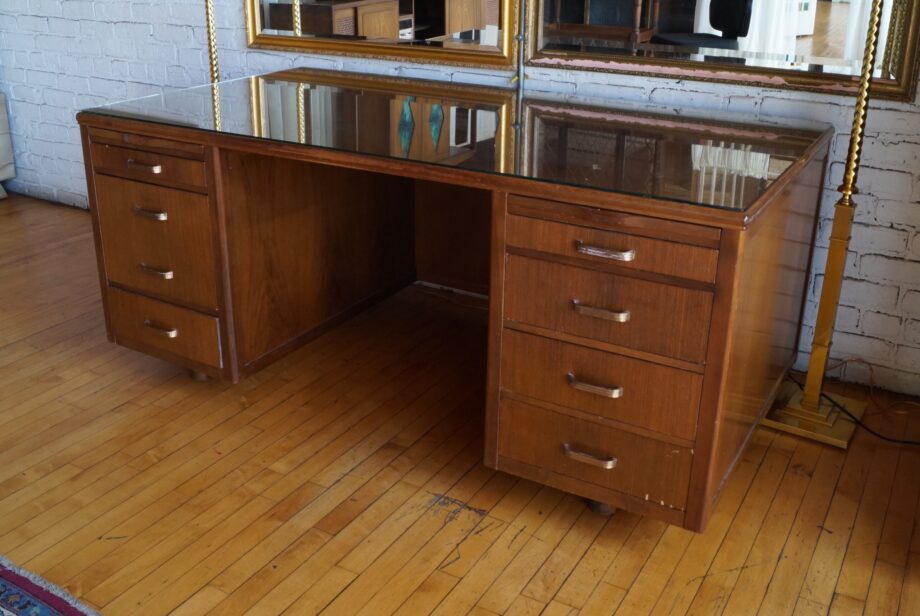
[525,0,920,101]
[244,0,519,69]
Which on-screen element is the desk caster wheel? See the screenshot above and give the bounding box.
[189,370,209,382]
[587,499,617,516]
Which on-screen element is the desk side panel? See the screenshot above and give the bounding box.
[220,150,415,372]
[694,146,828,528]
[79,126,115,341]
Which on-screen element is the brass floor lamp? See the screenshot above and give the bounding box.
[763,0,885,448]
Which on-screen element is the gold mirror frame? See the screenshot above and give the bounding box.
[245,0,519,69]
[526,0,920,101]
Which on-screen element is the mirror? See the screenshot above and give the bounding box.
[530,0,920,100]
[246,0,517,67]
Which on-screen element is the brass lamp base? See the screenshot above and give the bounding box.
[763,381,868,449]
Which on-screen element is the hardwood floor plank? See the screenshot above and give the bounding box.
[828,592,865,615]
[552,512,640,609]
[392,570,460,616]
[601,516,667,593]
[805,415,902,607]
[270,417,480,609]
[521,507,608,604]
[875,406,920,569]
[475,494,585,613]
[676,432,793,615]
[245,436,485,615]
[430,487,565,616]
[579,580,627,616]
[899,551,920,615]
[756,446,847,615]
[720,440,824,616]
[864,559,905,615]
[616,524,693,615]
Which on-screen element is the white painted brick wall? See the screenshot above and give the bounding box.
[1,0,919,394]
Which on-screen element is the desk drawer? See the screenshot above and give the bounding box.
[504,255,712,363]
[95,176,218,310]
[501,330,701,441]
[107,288,222,369]
[498,399,692,510]
[88,127,206,159]
[91,142,208,192]
[507,214,718,284]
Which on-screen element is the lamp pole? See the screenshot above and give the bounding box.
[205,0,222,130]
[764,0,885,448]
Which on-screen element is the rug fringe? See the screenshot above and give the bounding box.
[0,555,101,616]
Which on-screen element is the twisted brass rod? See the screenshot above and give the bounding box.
[204,0,222,130]
[293,0,303,36]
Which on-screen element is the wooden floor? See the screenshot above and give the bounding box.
[796,1,850,60]
[1,194,919,616]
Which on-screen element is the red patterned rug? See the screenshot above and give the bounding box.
[0,557,96,616]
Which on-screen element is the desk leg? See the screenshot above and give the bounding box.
[587,500,618,516]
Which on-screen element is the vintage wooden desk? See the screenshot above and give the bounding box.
[77,69,831,532]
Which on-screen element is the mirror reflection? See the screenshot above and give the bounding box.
[538,0,911,78]
[255,75,508,169]
[257,0,504,51]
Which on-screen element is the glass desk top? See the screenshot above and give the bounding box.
[80,68,830,212]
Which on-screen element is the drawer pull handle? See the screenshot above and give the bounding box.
[143,319,178,339]
[575,240,636,262]
[132,205,168,222]
[566,372,624,399]
[126,159,163,175]
[563,443,618,470]
[138,263,174,280]
[572,299,631,323]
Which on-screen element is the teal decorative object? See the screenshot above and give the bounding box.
[398,97,415,158]
[429,104,444,151]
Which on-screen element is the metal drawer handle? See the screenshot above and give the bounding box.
[138,263,174,280]
[575,240,636,262]
[126,159,163,175]
[566,372,624,399]
[132,205,168,222]
[572,299,631,323]
[143,319,178,339]
[563,443,618,470]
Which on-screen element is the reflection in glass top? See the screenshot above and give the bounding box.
[539,0,907,79]
[523,103,803,211]
[81,69,827,211]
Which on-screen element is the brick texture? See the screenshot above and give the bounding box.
[0,1,918,394]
